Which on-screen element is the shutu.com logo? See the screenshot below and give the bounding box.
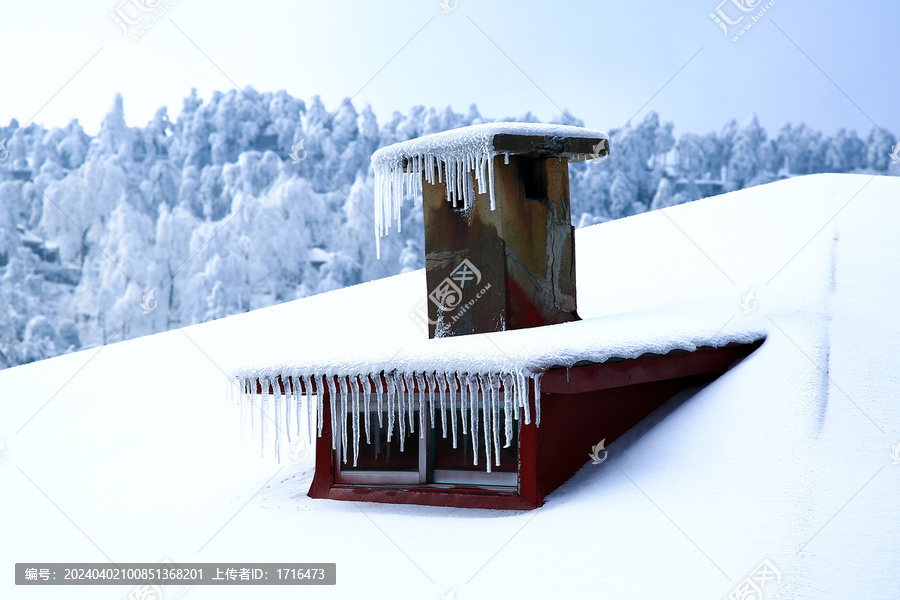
[409,258,492,333]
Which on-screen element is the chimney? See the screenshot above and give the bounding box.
[373,124,609,339]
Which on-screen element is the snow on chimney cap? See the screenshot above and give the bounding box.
[373,122,609,257]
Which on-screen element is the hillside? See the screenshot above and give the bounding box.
[2,89,896,370]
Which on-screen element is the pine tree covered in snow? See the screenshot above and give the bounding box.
[0,90,895,369]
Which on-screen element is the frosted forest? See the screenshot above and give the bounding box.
[0,88,896,369]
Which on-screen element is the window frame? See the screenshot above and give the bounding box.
[334,393,518,489]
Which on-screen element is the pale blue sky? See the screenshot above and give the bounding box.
[0,0,895,138]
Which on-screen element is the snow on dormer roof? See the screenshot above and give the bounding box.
[231,291,764,470]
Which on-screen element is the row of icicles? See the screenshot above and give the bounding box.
[233,370,544,473]
[373,149,589,258]
[374,149,505,258]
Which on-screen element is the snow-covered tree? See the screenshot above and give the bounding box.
[1,88,896,371]
[866,126,896,172]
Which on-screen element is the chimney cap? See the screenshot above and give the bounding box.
[373,122,608,168]
[373,123,609,254]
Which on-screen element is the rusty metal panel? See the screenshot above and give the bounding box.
[423,162,508,337]
[423,153,579,338]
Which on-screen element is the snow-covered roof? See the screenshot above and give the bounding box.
[16,226,44,246]
[236,135,767,466]
[373,122,608,256]
[4,175,898,599]
[233,298,765,468]
[234,301,762,384]
[306,247,331,265]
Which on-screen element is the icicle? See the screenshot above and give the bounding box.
[326,375,338,451]
[295,375,303,437]
[301,375,314,443]
[414,372,427,439]
[361,375,371,445]
[350,376,360,467]
[283,377,292,445]
[461,154,468,208]
[274,378,283,463]
[450,159,455,206]
[456,158,463,208]
[374,373,384,427]
[404,373,416,433]
[468,375,478,466]
[475,153,484,194]
[488,153,496,211]
[465,158,473,209]
[394,373,406,452]
[261,378,270,457]
[427,372,437,429]
[504,373,517,423]
[250,379,257,439]
[450,371,459,448]
[308,375,320,439]
[438,371,448,439]
[479,374,492,472]
[338,376,350,463]
[490,372,501,462]
[533,373,543,427]
[386,373,396,443]
[458,371,468,435]
[517,370,531,425]
[372,130,511,257]
[239,378,245,443]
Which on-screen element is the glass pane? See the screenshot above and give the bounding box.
[432,408,517,472]
[341,410,419,471]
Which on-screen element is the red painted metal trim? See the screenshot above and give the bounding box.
[540,340,764,395]
[308,389,335,500]
[322,485,539,510]
[516,378,544,507]
[305,339,764,509]
[506,275,556,330]
[517,421,542,508]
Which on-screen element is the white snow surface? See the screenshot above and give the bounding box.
[232,293,766,467]
[233,299,765,380]
[373,122,607,256]
[2,174,898,599]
